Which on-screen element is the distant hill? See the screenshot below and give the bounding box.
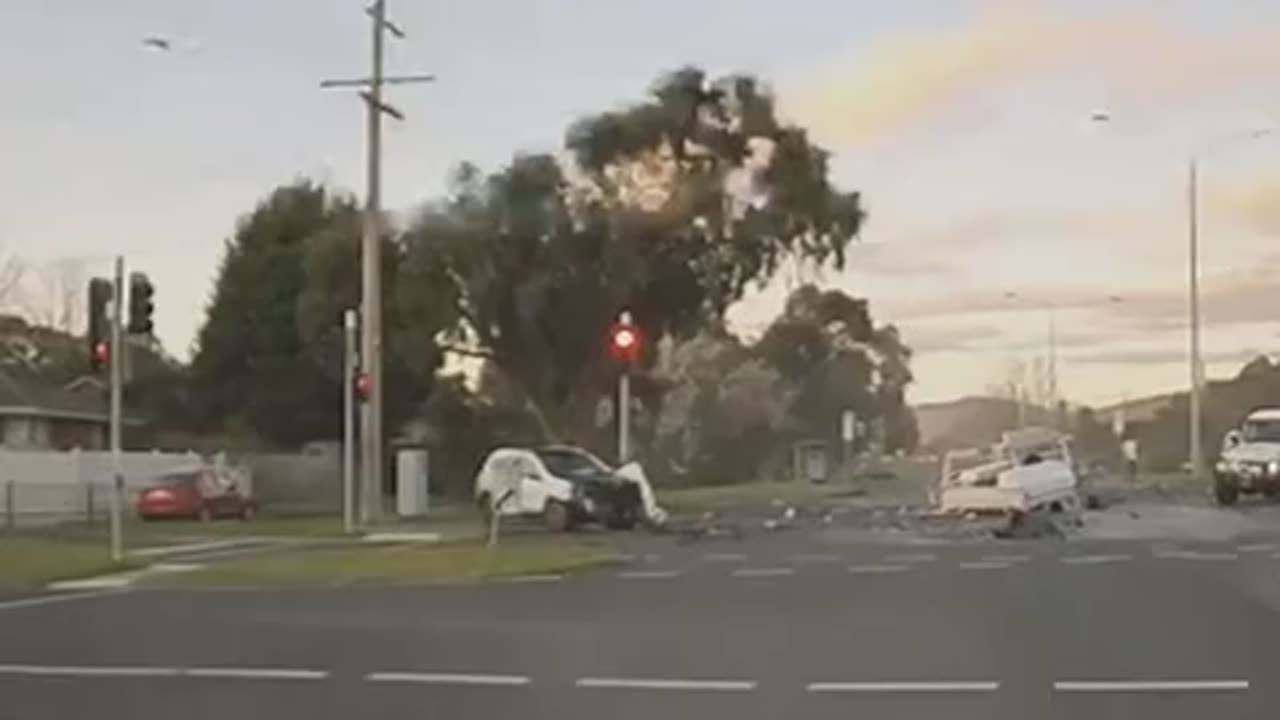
[914,395,1054,452]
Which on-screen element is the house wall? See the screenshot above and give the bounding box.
[1,417,105,451]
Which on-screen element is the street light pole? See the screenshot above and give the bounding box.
[1187,156,1204,481]
[321,1,433,525]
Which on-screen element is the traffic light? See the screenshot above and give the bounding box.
[608,315,642,364]
[354,371,371,403]
[127,272,155,335]
[87,278,112,372]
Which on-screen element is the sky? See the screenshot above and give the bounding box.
[3,0,1280,407]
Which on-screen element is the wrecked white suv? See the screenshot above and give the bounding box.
[474,446,665,531]
[1214,408,1280,506]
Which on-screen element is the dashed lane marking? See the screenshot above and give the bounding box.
[1237,543,1277,553]
[502,574,563,583]
[1054,680,1248,693]
[808,681,999,693]
[367,672,531,686]
[980,554,1029,563]
[576,677,755,692]
[617,570,681,580]
[883,553,936,563]
[1154,551,1239,561]
[0,665,327,680]
[1061,554,1133,565]
[731,568,794,578]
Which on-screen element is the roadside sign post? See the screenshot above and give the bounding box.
[342,309,358,533]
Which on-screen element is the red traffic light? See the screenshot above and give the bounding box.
[608,322,641,363]
[93,341,110,365]
[353,371,371,401]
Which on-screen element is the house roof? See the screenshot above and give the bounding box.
[0,364,114,424]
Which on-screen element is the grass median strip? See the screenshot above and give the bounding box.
[147,541,617,588]
[0,539,141,588]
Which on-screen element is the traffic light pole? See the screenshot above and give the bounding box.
[618,370,631,464]
[108,256,124,562]
[342,309,357,533]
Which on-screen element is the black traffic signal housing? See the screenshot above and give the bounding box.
[353,371,371,403]
[127,272,155,335]
[87,277,112,372]
[608,318,642,365]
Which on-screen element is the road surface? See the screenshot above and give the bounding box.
[4,532,1280,719]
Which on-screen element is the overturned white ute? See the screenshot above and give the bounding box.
[936,427,1080,514]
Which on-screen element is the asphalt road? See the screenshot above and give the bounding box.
[5,533,1280,719]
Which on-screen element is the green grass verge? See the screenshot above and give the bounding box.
[150,541,618,588]
[0,538,141,587]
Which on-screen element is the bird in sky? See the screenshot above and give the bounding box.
[142,36,172,52]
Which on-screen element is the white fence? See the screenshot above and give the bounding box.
[0,448,342,525]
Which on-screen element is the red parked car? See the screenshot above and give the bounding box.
[135,468,256,522]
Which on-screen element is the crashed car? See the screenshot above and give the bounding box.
[1213,408,1280,506]
[474,445,662,531]
[936,427,1080,514]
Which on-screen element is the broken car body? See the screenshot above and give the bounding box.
[936,426,1080,514]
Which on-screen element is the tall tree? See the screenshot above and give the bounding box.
[402,66,866,445]
[188,182,344,447]
[757,284,917,453]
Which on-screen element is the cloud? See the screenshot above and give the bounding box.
[783,3,1280,144]
[1105,259,1280,329]
[905,323,1005,353]
[1208,181,1280,237]
[1071,347,1261,366]
[847,241,953,277]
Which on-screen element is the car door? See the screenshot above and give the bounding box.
[515,454,550,514]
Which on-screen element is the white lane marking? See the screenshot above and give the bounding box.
[0,588,125,611]
[362,532,441,543]
[129,539,260,558]
[1055,680,1248,692]
[576,677,755,691]
[617,570,681,580]
[1237,543,1276,553]
[847,564,908,574]
[790,553,840,563]
[731,567,794,578]
[0,664,178,678]
[1156,551,1238,561]
[149,563,205,574]
[503,574,562,583]
[184,667,327,680]
[958,561,1011,570]
[980,554,1029,563]
[808,681,999,693]
[1061,554,1133,565]
[703,553,746,562]
[368,672,531,686]
[46,573,142,591]
[884,553,936,563]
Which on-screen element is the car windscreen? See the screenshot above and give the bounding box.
[152,472,199,487]
[536,449,611,479]
[1244,419,1280,443]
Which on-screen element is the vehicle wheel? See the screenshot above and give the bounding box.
[240,504,256,521]
[196,505,213,523]
[543,500,572,532]
[1214,481,1240,506]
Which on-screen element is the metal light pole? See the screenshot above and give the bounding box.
[321,1,433,524]
[1185,129,1271,481]
[1089,111,1271,481]
[108,256,124,562]
[617,311,634,464]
